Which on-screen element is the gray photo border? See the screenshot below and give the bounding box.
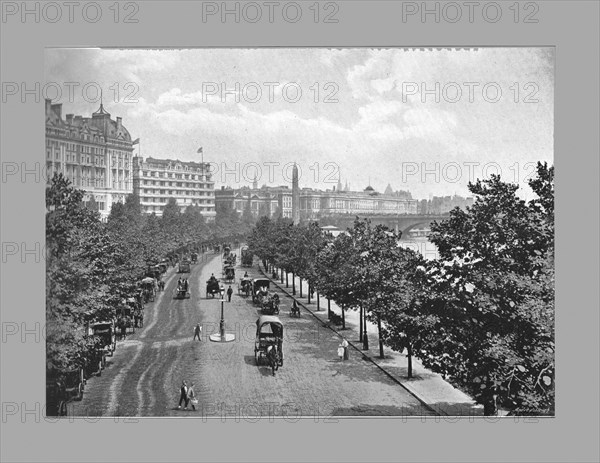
[1,1,599,462]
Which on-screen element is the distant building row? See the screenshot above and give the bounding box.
[45,100,215,220]
[418,195,474,215]
[215,183,423,219]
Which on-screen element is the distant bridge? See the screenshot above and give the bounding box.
[333,214,450,237]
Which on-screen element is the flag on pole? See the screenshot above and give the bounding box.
[132,138,140,145]
[197,147,203,154]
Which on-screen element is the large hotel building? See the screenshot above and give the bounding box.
[132,157,216,220]
[45,99,135,220]
[45,99,216,220]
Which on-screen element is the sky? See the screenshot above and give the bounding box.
[45,47,554,200]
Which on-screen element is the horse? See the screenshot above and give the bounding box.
[266,345,279,376]
[291,301,300,318]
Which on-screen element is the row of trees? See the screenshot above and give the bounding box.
[247,162,554,415]
[46,173,254,373]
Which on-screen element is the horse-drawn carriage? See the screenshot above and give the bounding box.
[158,260,168,274]
[174,279,191,299]
[241,246,253,267]
[223,245,231,260]
[115,307,135,338]
[89,320,117,357]
[178,259,191,273]
[190,252,198,264]
[206,277,224,298]
[238,277,252,297]
[141,277,157,303]
[145,263,161,279]
[261,293,280,315]
[223,265,235,283]
[251,278,271,304]
[46,366,85,416]
[254,315,284,376]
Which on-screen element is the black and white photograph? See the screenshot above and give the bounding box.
[2,1,600,462]
[44,47,555,418]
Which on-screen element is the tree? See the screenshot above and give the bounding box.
[248,216,277,270]
[162,197,181,228]
[314,230,364,330]
[292,222,330,301]
[86,196,99,212]
[378,247,429,376]
[413,162,555,415]
[46,173,109,372]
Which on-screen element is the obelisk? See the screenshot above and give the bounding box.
[292,163,300,225]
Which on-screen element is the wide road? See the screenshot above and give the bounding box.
[70,249,432,417]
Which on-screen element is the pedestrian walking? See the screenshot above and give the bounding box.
[193,323,202,341]
[177,381,188,410]
[337,344,345,362]
[188,383,198,411]
[341,337,349,360]
[227,285,233,302]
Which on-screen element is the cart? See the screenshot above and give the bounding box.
[254,315,284,374]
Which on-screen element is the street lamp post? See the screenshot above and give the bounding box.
[209,299,235,342]
[219,299,225,338]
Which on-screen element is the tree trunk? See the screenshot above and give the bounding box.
[377,314,384,359]
[280,268,284,283]
[483,389,498,416]
[327,299,331,318]
[407,338,413,379]
[359,305,363,342]
[307,284,311,304]
[299,278,303,298]
[363,309,369,350]
[316,292,320,311]
[341,305,346,330]
[292,273,296,295]
[285,271,288,287]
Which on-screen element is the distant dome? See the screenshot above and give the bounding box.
[364,185,374,192]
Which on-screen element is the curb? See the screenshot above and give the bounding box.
[258,267,442,416]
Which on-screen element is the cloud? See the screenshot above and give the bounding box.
[44,48,553,198]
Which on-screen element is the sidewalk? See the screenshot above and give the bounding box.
[261,266,484,417]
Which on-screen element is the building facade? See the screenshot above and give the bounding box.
[299,186,419,220]
[214,184,419,221]
[418,195,474,215]
[132,157,216,220]
[215,185,292,218]
[45,99,135,219]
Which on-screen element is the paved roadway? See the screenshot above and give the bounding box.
[69,250,432,417]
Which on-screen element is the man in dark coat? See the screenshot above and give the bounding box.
[227,286,233,302]
[177,381,188,410]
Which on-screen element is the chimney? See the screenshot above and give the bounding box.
[51,103,62,119]
[116,116,122,129]
[66,114,73,125]
[45,99,52,113]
